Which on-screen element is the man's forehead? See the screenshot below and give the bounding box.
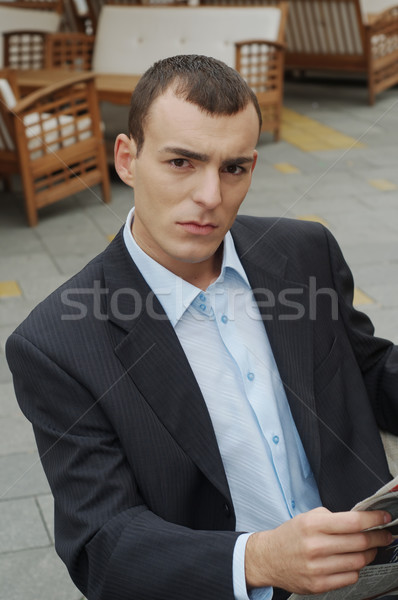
[145,89,258,138]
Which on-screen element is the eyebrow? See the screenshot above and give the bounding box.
[160,146,255,168]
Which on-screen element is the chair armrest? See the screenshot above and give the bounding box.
[11,73,97,114]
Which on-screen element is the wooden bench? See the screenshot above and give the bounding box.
[283,0,398,105]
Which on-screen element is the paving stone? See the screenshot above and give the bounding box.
[17,274,73,305]
[0,356,12,384]
[0,227,44,258]
[362,283,398,310]
[0,382,20,418]
[0,497,50,552]
[0,546,82,600]
[343,243,398,269]
[36,494,54,543]
[353,263,398,287]
[0,297,39,329]
[0,416,37,456]
[0,452,49,500]
[0,252,59,281]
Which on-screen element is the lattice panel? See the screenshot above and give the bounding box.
[3,31,46,69]
[238,43,280,92]
[47,34,95,70]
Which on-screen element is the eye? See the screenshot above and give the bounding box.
[170,158,190,168]
[223,164,246,175]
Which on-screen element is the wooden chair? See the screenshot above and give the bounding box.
[0,70,111,226]
[3,30,47,69]
[281,0,398,105]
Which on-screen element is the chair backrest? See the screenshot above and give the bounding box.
[92,5,282,73]
[283,0,365,60]
[45,32,95,69]
[0,5,61,66]
[3,30,47,69]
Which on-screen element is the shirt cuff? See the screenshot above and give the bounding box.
[232,533,274,600]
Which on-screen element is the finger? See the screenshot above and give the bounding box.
[319,510,392,535]
[316,548,378,575]
[324,529,393,555]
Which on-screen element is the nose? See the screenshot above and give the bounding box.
[192,169,222,209]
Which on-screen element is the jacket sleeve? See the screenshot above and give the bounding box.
[323,226,398,434]
[6,331,241,600]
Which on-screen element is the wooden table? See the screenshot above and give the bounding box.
[15,69,141,105]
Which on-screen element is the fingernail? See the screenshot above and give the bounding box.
[384,513,392,524]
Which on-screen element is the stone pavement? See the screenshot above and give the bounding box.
[0,78,398,600]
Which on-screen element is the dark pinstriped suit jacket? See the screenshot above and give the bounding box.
[6,216,398,600]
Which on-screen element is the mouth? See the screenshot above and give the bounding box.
[177,221,218,236]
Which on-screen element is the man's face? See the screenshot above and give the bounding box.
[120,89,259,285]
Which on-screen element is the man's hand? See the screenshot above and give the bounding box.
[245,507,393,595]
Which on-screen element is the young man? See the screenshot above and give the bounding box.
[6,55,398,600]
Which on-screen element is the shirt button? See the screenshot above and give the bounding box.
[247,372,255,381]
[272,435,279,445]
[291,499,296,510]
[199,293,206,301]
[221,314,228,324]
[199,304,206,311]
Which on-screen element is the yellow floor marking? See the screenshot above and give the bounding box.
[353,287,374,306]
[281,108,366,152]
[0,280,22,298]
[107,234,116,242]
[296,215,329,228]
[368,179,397,191]
[274,163,300,174]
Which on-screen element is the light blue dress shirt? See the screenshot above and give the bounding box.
[123,208,322,600]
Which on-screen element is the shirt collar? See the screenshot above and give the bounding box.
[123,207,250,327]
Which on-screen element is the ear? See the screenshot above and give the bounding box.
[251,150,258,173]
[114,134,137,188]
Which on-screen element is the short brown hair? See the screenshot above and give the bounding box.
[128,54,262,155]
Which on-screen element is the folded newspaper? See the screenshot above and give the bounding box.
[288,474,398,600]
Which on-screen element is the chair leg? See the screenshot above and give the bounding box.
[102,171,111,204]
[23,188,38,227]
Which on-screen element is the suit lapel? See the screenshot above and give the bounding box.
[103,231,232,504]
[232,219,321,479]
